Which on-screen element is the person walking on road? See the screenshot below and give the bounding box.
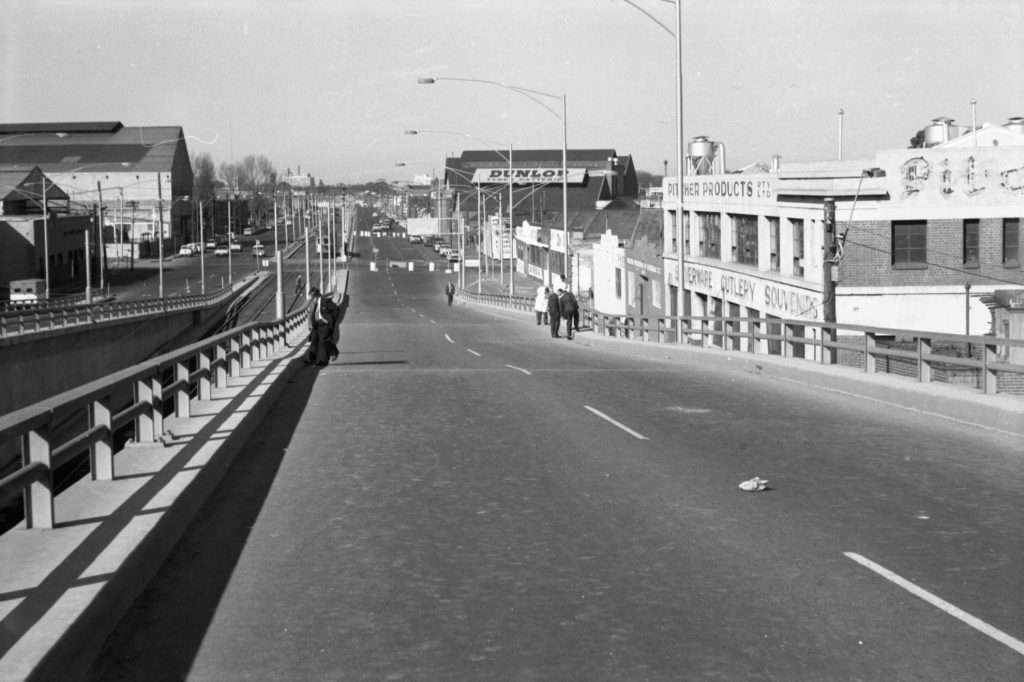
[445,280,456,306]
[305,288,339,366]
[558,287,578,340]
[534,286,550,325]
[547,288,562,338]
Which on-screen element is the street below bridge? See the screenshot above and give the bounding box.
[87,256,1023,680]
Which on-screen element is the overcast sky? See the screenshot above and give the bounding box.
[4,0,1021,184]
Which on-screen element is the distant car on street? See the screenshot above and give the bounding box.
[230,241,242,252]
[214,244,229,257]
[251,244,266,258]
[178,243,198,256]
[205,239,217,249]
[409,235,423,244]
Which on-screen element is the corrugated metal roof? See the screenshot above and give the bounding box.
[0,123,185,173]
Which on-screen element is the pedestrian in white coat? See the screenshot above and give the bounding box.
[533,286,550,325]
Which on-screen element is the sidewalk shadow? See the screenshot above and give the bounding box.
[84,361,321,680]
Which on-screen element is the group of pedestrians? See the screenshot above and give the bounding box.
[534,284,579,340]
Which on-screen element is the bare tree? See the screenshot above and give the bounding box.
[237,154,277,224]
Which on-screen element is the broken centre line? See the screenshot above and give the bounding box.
[844,551,1024,656]
[584,405,649,440]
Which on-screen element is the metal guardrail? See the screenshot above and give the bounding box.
[0,289,106,313]
[460,288,1024,397]
[0,284,242,338]
[0,305,309,529]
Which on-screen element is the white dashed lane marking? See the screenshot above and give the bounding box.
[584,405,649,440]
[844,552,1024,656]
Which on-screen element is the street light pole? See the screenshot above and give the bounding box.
[274,195,284,318]
[157,173,165,298]
[199,200,206,294]
[96,181,106,293]
[42,176,50,298]
[417,76,567,290]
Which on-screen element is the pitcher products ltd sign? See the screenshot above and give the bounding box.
[471,168,588,185]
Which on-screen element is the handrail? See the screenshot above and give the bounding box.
[0,304,310,529]
[0,279,250,338]
[460,287,1024,398]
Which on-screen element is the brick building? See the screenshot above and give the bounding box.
[663,117,1024,340]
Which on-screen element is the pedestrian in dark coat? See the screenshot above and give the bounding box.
[547,288,562,338]
[558,288,579,340]
[306,288,340,366]
[445,280,456,306]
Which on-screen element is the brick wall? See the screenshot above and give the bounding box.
[839,218,1023,287]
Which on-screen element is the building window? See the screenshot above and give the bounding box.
[683,211,690,256]
[697,212,720,259]
[615,267,622,299]
[963,219,979,268]
[892,220,927,266]
[792,218,804,277]
[1004,217,1020,266]
[768,217,780,272]
[731,214,758,265]
[667,210,677,254]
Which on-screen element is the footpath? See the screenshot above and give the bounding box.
[465,269,1024,439]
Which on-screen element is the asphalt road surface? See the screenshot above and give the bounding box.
[86,259,1024,680]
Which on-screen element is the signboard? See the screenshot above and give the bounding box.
[684,263,823,320]
[472,168,588,185]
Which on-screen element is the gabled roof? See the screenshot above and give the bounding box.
[0,167,68,204]
[0,122,186,173]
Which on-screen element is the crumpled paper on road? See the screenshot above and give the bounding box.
[738,476,769,492]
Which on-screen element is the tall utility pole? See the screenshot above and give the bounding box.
[823,197,837,364]
[96,181,106,292]
[157,174,165,298]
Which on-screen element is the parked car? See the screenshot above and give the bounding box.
[178,243,198,256]
[251,244,266,258]
[409,235,423,244]
[243,227,254,236]
[205,239,217,249]
[214,243,230,257]
[230,241,242,252]
[446,251,462,263]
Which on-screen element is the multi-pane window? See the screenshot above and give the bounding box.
[963,219,979,267]
[697,212,720,259]
[892,220,927,265]
[792,218,804,277]
[768,217,780,272]
[731,214,758,265]
[1004,217,1020,265]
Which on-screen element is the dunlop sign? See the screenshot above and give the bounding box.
[472,168,588,185]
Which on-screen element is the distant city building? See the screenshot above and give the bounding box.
[281,167,314,188]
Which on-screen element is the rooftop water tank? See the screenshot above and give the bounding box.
[688,136,716,175]
[1005,116,1024,136]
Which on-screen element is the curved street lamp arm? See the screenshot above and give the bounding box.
[618,0,676,37]
[405,129,511,164]
[419,76,563,121]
